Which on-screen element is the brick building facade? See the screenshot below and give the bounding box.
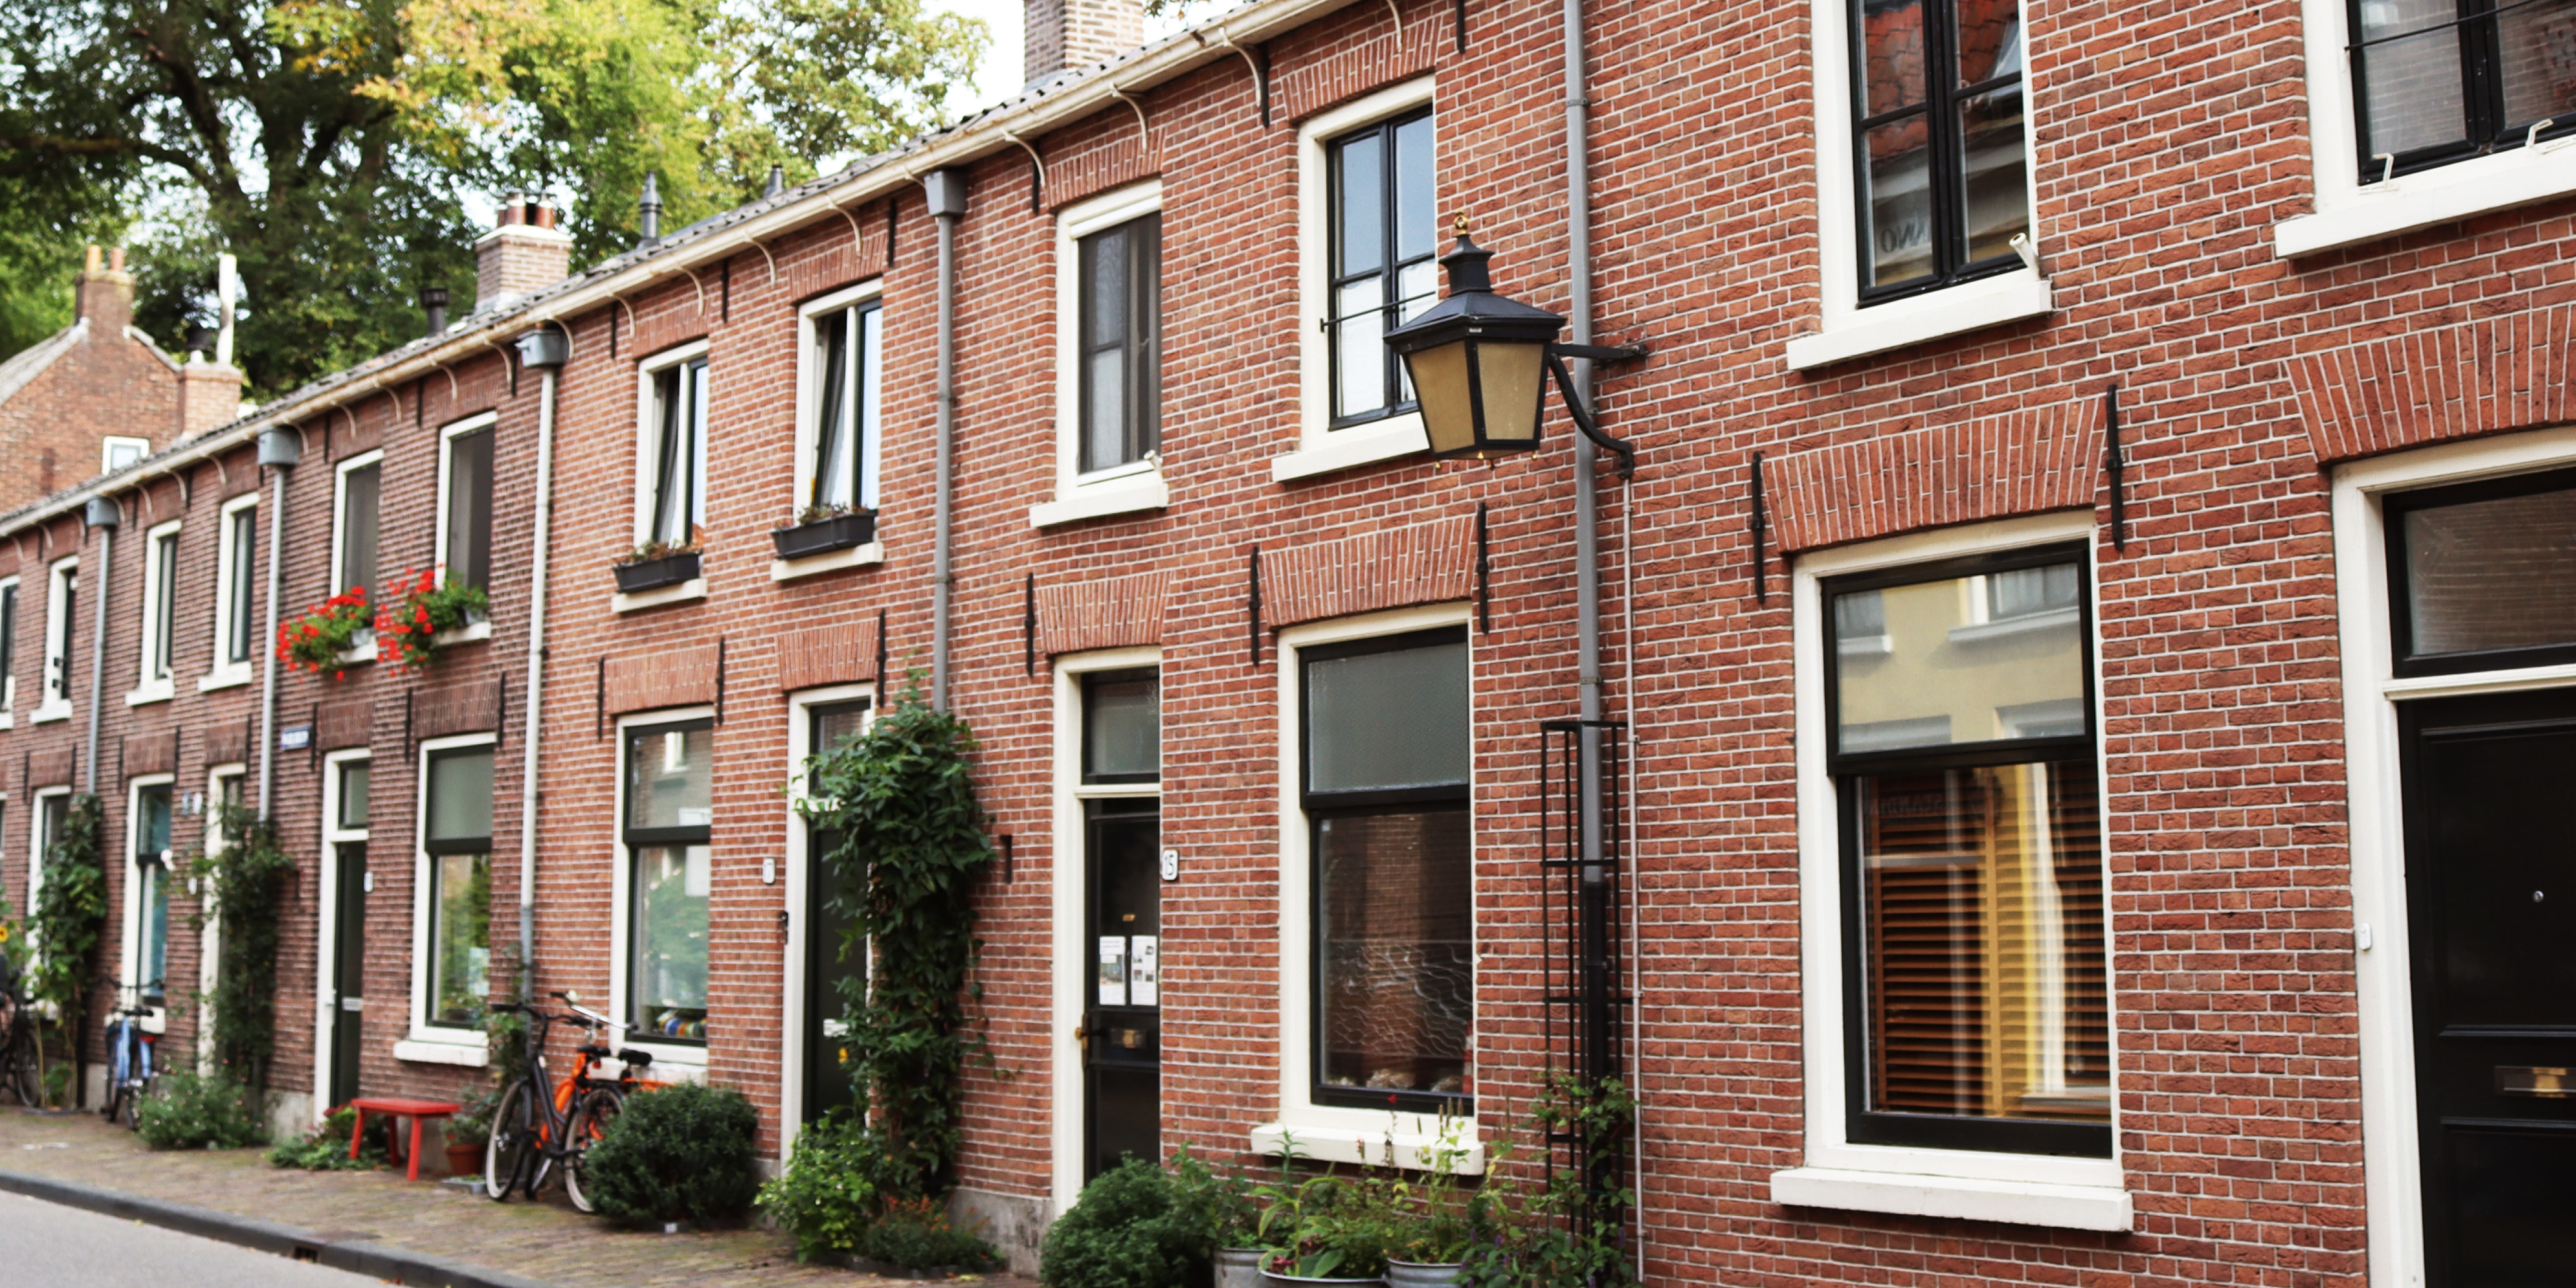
[6,0,2575,1282]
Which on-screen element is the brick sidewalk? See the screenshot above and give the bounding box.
[0,1107,1038,1288]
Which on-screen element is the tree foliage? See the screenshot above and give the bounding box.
[189,803,294,1091]
[27,793,108,1045]
[0,0,982,394]
[796,677,993,1196]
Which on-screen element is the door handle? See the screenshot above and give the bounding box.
[1073,1022,1088,1054]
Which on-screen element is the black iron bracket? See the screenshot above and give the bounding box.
[1247,546,1264,667]
[1024,574,1038,674]
[715,637,728,725]
[593,658,605,740]
[1749,449,1768,604]
[874,608,888,685]
[495,671,508,749]
[1545,343,1649,480]
[2104,382,2128,553]
[1475,502,1492,634]
[1000,832,1016,884]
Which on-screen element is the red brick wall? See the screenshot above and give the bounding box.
[0,269,185,516]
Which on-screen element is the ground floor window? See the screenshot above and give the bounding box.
[626,720,711,1042]
[133,784,173,1005]
[422,745,493,1028]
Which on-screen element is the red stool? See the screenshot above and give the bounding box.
[346,1096,464,1180]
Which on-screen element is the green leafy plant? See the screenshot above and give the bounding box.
[757,1112,908,1259]
[854,1195,998,1270]
[26,793,106,1103]
[793,675,993,1196]
[136,1070,270,1149]
[619,526,705,565]
[374,567,489,671]
[269,1107,388,1171]
[783,501,866,528]
[579,1082,761,1225]
[1041,1159,1203,1288]
[188,804,293,1093]
[275,587,371,678]
[1458,1076,1638,1288]
[1168,1145,1264,1251]
[1254,1171,1400,1282]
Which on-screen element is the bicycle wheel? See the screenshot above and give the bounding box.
[2,1028,37,1106]
[483,1080,539,1201]
[560,1086,626,1215]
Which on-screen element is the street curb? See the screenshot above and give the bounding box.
[0,1168,560,1288]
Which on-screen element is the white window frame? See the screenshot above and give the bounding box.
[2278,1,2576,257]
[781,682,877,1151]
[36,556,77,721]
[397,737,492,1065]
[129,519,182,705]
[1785,0,2051,372]
[1768,509,2129,1231]
[120,774,177,1033]
[101,436,150,475]
[609,705,715,1077]
[0,574,20,726]
[1273,78,1439,484]
[2329,422,2576,1288]
[25,786,69,933]
[334,448,385,595]
[202,762,243,1077]
[795,283,886,519]
[1034,181,1171,527]
[433,415,496,642]
[1048,646,1162,1210]
[201,493,258,691]
[633,342,712,547]
[1251,602,1485,1172]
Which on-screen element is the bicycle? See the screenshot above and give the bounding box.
[100,979,163,1127]
[483,991,667,1214]
[0,949,39,1105]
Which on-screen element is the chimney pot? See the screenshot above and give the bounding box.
[185,325,216,357]
[85,244,102,272]
[109,246,126,272]
[638,173,663,248]
[534,202,556,230]
[1024,0,1143,84]
[421,286,452,338]
[765,164,785,199]
[474,191,572,312]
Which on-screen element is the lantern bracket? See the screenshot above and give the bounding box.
[1544,343,1646,480]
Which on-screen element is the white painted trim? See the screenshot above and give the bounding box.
[433,619,493,646]
[780,682,877,1155]
[24,787,69,945]
[206,492,258,685]
[1044,180,1169,523]
[407,736,492,1055]
[611,578,709,614]
[392,1038,488,1068]
[795,282,886,523]
[2278,0,2576,258]
[1029,475,1170,527]
[119,774,177,1031]
[1254,603,1485,1174]
[1050,645,1163,1214]
[1792,0,2048,370]
[1771,1167,2132,1230]
[100,436,151,475]
[331,448,383,596]
[1779,511,2129,1219]
[0,574,18,720]
[134,519,182,694]
[771,541,886,582]
[2328,424,2576,1288]
[42,556,78,717]
[610,706,717,1070]
[1279,77,1436,481]
[633,341,713,546]
[433,412,497,591]
[310,748,370,1102]
[202,764,244,1080]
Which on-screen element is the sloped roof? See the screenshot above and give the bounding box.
[0,319,86,411]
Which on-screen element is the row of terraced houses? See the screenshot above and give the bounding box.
[3,0,2574,1281]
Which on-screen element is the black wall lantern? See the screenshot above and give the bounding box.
[1384,222,1646,473]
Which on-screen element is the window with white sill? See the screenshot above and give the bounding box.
[622,718,711,1048]
[1,576,19,714]
[1791,0,2046,369]
[102,436,149,474]
[136,521,180,696]
[124,780,175,1014]
[335,451,381,599]
[637,352,709,550]
[797,289,883,527]
[1038,184,1167,526]
[41,556,77,716]
[437,418,495,594]
[209,495,256,681]
[418,745,492,1032]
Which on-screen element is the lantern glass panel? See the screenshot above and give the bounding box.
[1403,342,1477,455]
[1473,341,1547,445]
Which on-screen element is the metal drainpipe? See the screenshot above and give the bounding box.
[80,499,118,796]
[923,169,967,711]
[514,330,568,1000]
[255,429,301,821]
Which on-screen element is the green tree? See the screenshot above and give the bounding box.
[1,0,981,397]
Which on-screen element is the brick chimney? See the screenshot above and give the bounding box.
[74,244,135,333]
[1024,0,1142,84]
[176,359,244,442]
[475,194,572,313]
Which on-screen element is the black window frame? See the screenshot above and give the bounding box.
[442,425,495,593]
[809,302,882,513]
[1325,108,1437,429]
[2345,0,2576,182]
[1299,625,1473,1115]
[1081,668,1162,786]
[2385,463,2576,677]
[623,717,714,1045]
[1846,0,2030,305]
[1076,215,1163,476]
[421,744,493,1030]
[1822,542,2112,1158]
[647,359,707,548]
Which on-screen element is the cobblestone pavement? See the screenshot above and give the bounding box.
[0,1108,1038,1288]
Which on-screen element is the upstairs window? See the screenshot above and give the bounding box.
[2347,0,2576,180]
[214,496,256,671]
[335,453,381,598]
[807,302,882,515]
[439,420,494,593]
[1327,110,1436,426]
[44,558,77,707]
[1078,214,1161,474]
[1,578,18,711]
[1850,0,2030,301]
[102,437,149,473]
[645,357,709,548]
[139,524,179,687]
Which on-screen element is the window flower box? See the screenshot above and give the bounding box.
[770,509,876,560]
[376,569,489,673]
[615,549,701,593]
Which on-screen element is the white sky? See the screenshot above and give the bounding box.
[937,0,1028,112]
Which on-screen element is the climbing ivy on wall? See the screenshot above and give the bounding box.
[191,803,294,1091]
[796,678,994,1197]
[27,793,108,1092]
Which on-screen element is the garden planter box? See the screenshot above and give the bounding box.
[614,550,700,592]
[770,511,876,559]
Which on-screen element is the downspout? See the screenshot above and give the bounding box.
[255,428,302,821]
[923,169,968,712]
[512,329,570,1001]
[80,498,118,796]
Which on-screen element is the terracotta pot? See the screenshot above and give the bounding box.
[445,1141,483,1177]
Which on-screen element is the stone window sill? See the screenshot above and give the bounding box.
[31,700,72,724]
[197,667,251,694]
[125,681,175,707]
[1785,271,2054,371]
[772,541,884,583]
[1769,1166,2131,1231]
[392,1037,487,1068]
[1270,414,1427,484]
[432,619,491,647]
[1029,475,1169,528]
[1249,1116,1484,1174]
[2275,145,2576,258]
[611,578,708,614]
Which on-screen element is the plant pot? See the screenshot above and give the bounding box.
[1216,1247,1268,1288]
[444,1141,483,1177]
[1260,1272,1385,1287]
[1384,1261,1464,1287]
[614,550,701,592]
[770,511,876,559]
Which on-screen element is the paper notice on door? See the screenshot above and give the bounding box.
[1097,937,1128,1006]
[1129,936,1159,1007]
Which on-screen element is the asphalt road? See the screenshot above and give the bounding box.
[0,1191,378,1287]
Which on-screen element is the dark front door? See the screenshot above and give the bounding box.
[329,842,366,1108]
[2401,688,2576,1288]
[1085,802,1160,1179]
[803,700,870,1124]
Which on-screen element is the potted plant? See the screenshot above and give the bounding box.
[771,503,876,560]
[445,1086,495,1179]
[1384,1116,1479,1286]
[1257,1174,1396,1286]
[276,586,370,679]
[375,567,489,671]
[1170,1147,1267,1288]
[615,528,704,592]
